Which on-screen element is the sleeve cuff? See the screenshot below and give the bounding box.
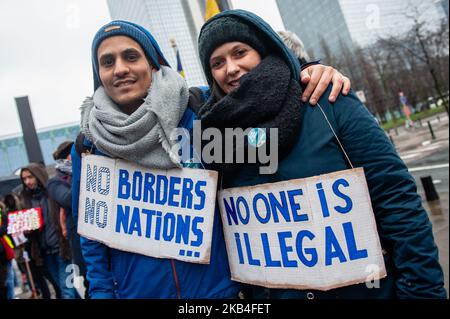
[301,59,321,71]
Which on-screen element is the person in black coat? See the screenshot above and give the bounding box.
[48,141,88,298]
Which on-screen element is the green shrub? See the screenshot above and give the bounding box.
[381,106,446,130]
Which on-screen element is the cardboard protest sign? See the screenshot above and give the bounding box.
[7,208,43,234]
[218,168,386,291]
[78,154,218,264]
[11,232,28,246]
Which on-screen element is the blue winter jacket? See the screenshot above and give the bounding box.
[72,104,242,299]
[227,88,446,299]
[209,9,446,299]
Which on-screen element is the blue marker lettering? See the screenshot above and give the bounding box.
[244,233,260,266]
[343,222,368,260]
[325,226,347,265]
[175,214,191,244]
[253,193,271,224]
[163,213,175,241]
[116,204,130,233]
[190,216,204,247]
[333,178,353,214]
[194,180,206,210]
[261,233,281,267]
[278,231,297,267]
[141,209,156,238]
[132,171,143,201]
[316,183,330,218]
[295,230,318,267]
[234,233,245,264]
[269,191,291,223]
[287,189,308,222]
[118,169,130,199]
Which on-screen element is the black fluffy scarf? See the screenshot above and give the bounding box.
[197,55,303,175]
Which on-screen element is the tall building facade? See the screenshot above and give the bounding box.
[276,0,446,59]
[107,0,208,87]
[276,0,353,59]
[438,0,449,20]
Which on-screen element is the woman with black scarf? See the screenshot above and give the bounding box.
[195,10,446,299]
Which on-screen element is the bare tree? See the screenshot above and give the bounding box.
[319,37,341,69]
[380,4,449,114]
[312,4,448,121]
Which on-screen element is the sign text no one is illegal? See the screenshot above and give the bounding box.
[218,168,386,290]
[78,155,218,264]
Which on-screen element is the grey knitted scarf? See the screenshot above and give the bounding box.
[80,66,189,169]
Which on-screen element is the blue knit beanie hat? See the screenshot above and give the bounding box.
[91,20,170,90]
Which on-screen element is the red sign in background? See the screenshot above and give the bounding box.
[7,208,43,234]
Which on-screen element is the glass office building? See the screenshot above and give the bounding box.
[276,0,446,59]
[0,123,79,177]
[107,0,207,87]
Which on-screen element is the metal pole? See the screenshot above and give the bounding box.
[420,176,440,201]
[169,38,177,55]
[15,96,45,165]
[218,0,232,10]
[389,134,395,147]
[427,121,436,140]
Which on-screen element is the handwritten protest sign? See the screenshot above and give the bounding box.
[218,168,386,291]
[78,154,218,264]
[7,208,43,234]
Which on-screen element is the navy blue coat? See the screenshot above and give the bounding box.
[48,171,87,276]
[226,88,446,299]
[205,8,446,300]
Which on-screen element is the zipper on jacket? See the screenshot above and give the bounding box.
[171,259,181,299]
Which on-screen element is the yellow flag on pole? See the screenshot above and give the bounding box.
[170,38,185,78]
[205,0,221,21]
[176,49,185,78]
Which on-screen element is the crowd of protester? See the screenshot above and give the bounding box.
[0,141,88,299]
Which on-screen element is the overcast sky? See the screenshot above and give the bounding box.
[232,0,285,30]
[0,0,111,136]
[0,0,284,137]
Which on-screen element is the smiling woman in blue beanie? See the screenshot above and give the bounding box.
[71,19,354,299]
[196,10,446,299]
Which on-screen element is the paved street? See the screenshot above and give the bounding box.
[412,167,449,296]
[391,113,448,167]
[394,112,449,296]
